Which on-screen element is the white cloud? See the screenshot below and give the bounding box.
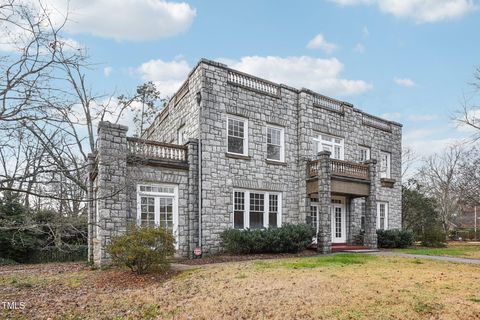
[306,34,338,53]
[103,67,113,77]
[354,43,366,53]
[223,56,372,96]
[137,59,191,97]
[45,0,196,41]
[330,0,477,23]
[394,77,416,87]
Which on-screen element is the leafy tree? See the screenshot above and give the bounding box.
[0,192,39,261]
[402,180,446,245]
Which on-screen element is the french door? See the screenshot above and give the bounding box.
[137,185,178,247]
[331,197,346,243]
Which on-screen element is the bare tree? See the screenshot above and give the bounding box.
[456,67,480,141]
[418,145,464,234]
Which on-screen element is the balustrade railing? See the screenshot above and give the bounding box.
[362,114,392,132]
[312,92,344,113]
[227,69,280,96]
[307,158,369,180]
[127,137,187,162]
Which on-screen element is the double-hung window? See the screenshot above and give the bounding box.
[379,151,391,178]
[233,190,282,229]
[376,202,388,230]
[227,116,248,155]
[359,146,370,162]
[266,126,284,161]
[313,134,344,160]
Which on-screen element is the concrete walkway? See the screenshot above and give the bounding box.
[368,251,480,264]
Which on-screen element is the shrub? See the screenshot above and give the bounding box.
[220,224,315,254]
[106,225,175,275]
[377,229,414,248]
[421,226,447,247]
[0,257,18,265]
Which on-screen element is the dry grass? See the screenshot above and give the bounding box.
[1,254,480,319]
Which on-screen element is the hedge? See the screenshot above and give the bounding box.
[377,229,414,248]
[220,224,315,254]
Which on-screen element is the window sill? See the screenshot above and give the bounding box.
[225,152,251,160]
[380,178,396,188]
[265,159,287,166]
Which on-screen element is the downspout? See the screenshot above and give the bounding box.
[196,91,202,250]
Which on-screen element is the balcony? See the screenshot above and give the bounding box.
[127,137,188,169]
[307,158,371,197]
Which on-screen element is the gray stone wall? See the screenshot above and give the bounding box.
[91,59,403,259]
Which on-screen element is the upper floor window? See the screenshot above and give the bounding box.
[177,126,186,145]
[359,146,370,162]
[379,151,391,179]
[266,126,284,161]
[227,116,248,156]
[377,202,388,230]
[313,134,344,160]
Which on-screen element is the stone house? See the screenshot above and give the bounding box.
[87,58,402,266]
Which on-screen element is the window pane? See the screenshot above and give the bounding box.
[250,193,264,212]
[234,192,245,210]
[267,144,281,160]
[228,136,244,154]
[249,211,263,229]
[267,128,281,145]
[228,118,244,138]
[269,212,277,227]
[234,211,244,229]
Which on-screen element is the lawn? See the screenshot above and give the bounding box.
[396,241,480,259]
[1,254,480,319]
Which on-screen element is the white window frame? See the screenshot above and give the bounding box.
[379,151,391,179]
[266,125,285,162]
[376,201,389,230]
[232,189,282,229]
[359,146,371,162]
[313,133,344,160]
[177,126,186,145]
[226,115,248,156]
[136,184,179,248]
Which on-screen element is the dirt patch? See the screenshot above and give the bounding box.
[177,248,318,265]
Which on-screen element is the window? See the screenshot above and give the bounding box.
[313,134,344,160]
[309,205,318,233]
[359,146,370,162]
[360,201,366,231]
[379,151,391,178]
[227,116,248,155]
[233,190,282,229]
[177,126,186,145]
[377,202,388,230]
[266,126,284,161]
[137,185,178,245]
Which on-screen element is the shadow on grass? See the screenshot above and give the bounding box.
[254,253,377,270]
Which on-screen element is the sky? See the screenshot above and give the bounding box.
[3,0,480,161]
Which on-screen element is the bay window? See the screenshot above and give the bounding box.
[233,190,282,229]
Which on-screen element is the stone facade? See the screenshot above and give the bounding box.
[88,58,402,265]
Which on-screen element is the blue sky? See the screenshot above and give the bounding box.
[5,0,480,159]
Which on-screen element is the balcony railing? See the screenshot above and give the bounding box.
[227,69,280,97]
[308,158,370,181]
[127,137,187,162]
[312,92,344,114]
[362,114,392,132]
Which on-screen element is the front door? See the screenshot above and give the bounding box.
[331,197,346,243]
